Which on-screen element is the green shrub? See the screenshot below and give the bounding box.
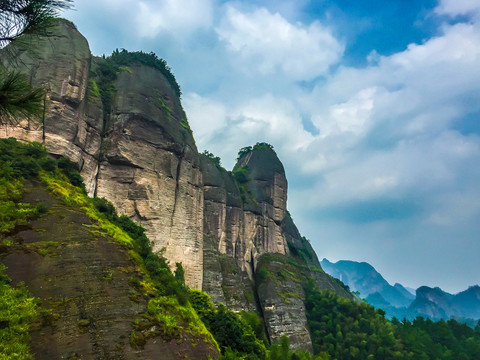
[202,150,222,168]
[189,289,215,321]
[38,157,56,172]
[209,304,266,359]
[92,197,117,221]
[236,146,252,161]
[252,142,274,151]
[12,158,41,177]
[256,266,268,283]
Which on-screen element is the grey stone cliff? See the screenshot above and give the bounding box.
[1,19,354,350]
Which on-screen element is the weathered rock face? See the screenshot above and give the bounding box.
[0,19,101,193]
[0,19,204,289]
[200,148,291,313]
[200,147,354,350]
[1,19,356,352]
[200,148,309,348]
[94,63,204,289]
[200,156,257,311]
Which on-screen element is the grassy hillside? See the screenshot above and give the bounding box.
[0,138,218,359]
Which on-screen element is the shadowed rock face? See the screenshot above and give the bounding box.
[200,148,290,313]
[200,149,353,350]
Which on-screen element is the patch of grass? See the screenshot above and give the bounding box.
[231,166,258,205]
[201,150,222,169]
[28,240,60,257]
[0,265,39,360]
[87,79,100,101]
[158,97,172,118]
[0,178,41,236]
[179,117,191,131]
[279,292,302,304]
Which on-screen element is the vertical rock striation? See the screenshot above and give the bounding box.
[94,64,204,289]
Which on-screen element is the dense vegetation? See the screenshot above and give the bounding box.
[236,142,274,161]
[190,289,319,360]
[0,138,81,237]
[0,138,85,358]
[0,265,39,360]
[190,290,266,359]
[304,279,480,360]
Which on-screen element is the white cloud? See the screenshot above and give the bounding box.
[183,93,227,145]
[136,0,213,38]
[435,0,480,17]
[216,6,344,80]
[314,87,376,138]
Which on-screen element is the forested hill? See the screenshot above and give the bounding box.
[322,258,480,326]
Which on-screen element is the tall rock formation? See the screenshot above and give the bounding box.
[1,19,354,350]
[1,19,204,289]
[200,146,352,350]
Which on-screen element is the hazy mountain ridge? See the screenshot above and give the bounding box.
[411,285,480,322]
[320,258,414,308]
[322,258,480,324]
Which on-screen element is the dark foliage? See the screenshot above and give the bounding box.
[189,292,266,359]
[236,142,274,162]
[202,150,222,168]
[252,142,274,151]
[236,146,252,161]
[0,138,83,190]
[304,279,480,360]
[0,68,44,124]
[0,0,73,48]
[56,156,85,191]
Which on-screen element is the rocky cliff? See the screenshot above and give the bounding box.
[1,19,353,351]
[1,19,204,289]
[200,146,353,350]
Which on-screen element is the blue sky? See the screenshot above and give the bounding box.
[65,0,480,293]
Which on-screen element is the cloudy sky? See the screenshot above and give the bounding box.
[64,0,480,294]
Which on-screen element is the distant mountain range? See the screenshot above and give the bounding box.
[321,259,480,326]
